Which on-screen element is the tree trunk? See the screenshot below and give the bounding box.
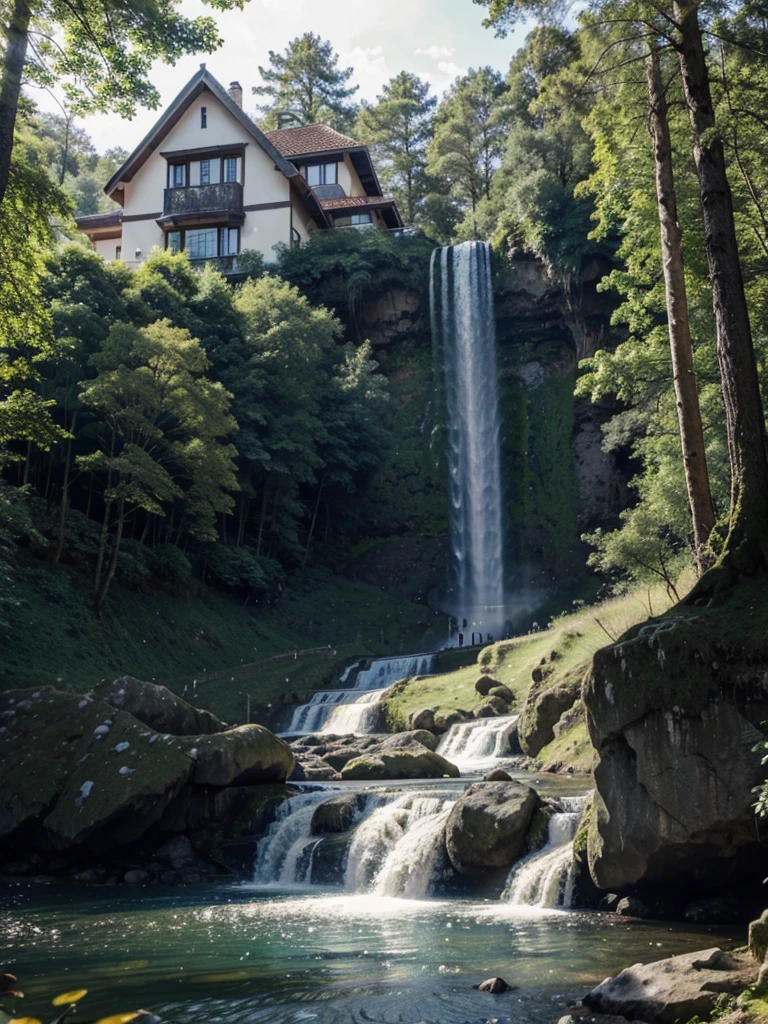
[646,45,715,573]
[0,0,30,208]
[302,476,325,568]
[94,497,113,596]
[54,409,77,563]
[96,497,125,616]
[676,2,768,569]
[256,485,268,557]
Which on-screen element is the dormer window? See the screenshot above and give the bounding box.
[201,106,207,129]
[306,162,337,187]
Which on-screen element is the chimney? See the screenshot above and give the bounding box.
[228,81,243,108]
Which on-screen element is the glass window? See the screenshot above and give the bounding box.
[306,162,337,186]
[223,156,238,183]
[220,227,239,256]
[185,228,217,260]
[200,159,210,185]
[115,245,122,260]
[201,106,207,129]
[170,163,186,188]
[351,212,372,224]
[167,231,181,255]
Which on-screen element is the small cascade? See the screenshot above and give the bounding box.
[283,653,435,736]
[252,790,330,886]
[437,714,518,771]
[504,795,588,910]
[253,788,454,900]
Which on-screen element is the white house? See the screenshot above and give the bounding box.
[76,65,403,272]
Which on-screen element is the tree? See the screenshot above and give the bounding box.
[427,67,509,232]
[253,33,359,132]
[356,72,436,225]
[78,319,237,613]
[0,0,248,211]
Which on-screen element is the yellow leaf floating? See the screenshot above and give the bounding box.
[52,989,88,1006]
[9,1018,43,1024]
[93,1015,142,1024]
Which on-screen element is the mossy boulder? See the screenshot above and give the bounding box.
[584,580,768,900]
[191,725,294,786]
[489,685,513,704]
[381,729,438,751]
[473,695,509,718]
[410,707,436,731]
[518,669,582,756]
[433,709,470,733]
[444,781,540,875]
[311,793,364,834]
[94,676,225,735]
[340,746,460,780]
[475,676,500,697]
[749,910,768,962]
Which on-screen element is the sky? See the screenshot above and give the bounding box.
[27,0,530,153]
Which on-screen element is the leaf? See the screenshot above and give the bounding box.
[8,1018,42,1024]
[93,1015,142,1024]
[51,990,87,1007]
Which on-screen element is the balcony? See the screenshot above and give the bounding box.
[160,182,244,226]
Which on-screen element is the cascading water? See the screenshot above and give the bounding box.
[504,795,588,909]
[431,240,505,638]
[283,653,435,735]
[437,714,519,772]
[253,787,454,900]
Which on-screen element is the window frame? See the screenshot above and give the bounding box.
[164,225,240,260]
[201,106,207,129]
[305,161,338,187]
[165,149,244,189]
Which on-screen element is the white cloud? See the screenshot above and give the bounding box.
[437,60,467,79]
[415,45,455,61]
[346,45,391,96]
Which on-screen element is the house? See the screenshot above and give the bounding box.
[76,65,403,272]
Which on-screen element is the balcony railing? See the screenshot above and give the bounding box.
[162,182,244,220]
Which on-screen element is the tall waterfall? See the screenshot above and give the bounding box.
[431,241,505,637]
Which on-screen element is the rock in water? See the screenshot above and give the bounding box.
[484,768,513,781]
[445,781,539,874]
[192,725,294,786]
[582,948,753,1024]
[473,976,514,993]
[95,676,224,735]
[340,746,460,780]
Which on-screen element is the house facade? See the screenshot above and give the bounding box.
[76,65,402,271]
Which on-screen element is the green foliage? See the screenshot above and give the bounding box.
[253,32,359,132]
[356,72,436,225]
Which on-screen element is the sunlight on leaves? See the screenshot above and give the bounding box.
[92,1014,142,1024]
[9,1017,43,1024]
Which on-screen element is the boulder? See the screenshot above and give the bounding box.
[488,685,514,704]
[311,794,363,834]
[582,948,753,1024]
[154,836,198,871]
[615,896,650,918]
[444,781,539,875]
[749,909,768,962]
[433,709,470,734]
[410,707,436,731]
[584,596,768,898]
[473,977,514,993]
[381,730,438,752]
[94,676,224,735]
[475,676,500,697]
[191,725,294,786]
[518,671,582,756]
[474,695,509,719]
[124,869,151,884]
[340,747,460,780]
[484,768,513,782]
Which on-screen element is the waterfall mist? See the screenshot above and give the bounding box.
[431,240,506,638]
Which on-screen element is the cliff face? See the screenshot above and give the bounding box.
[583,579,768,904]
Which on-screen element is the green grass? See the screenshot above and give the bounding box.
[0,554,445,723]
[381,579,687,732]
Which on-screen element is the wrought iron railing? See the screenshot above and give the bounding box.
[163,181,244,218]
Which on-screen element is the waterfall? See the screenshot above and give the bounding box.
[431,240,505,638]
[437,714,518,771]
[504,795,587,909]
[283,653,435,735]
[253,788,454,900]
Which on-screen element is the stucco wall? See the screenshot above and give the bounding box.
[94,237,121,260]
[338,154,367,198]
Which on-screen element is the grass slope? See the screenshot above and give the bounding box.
[1,555,445,723]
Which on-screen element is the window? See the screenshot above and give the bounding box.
[115,245,122,260]
[351,212,373,225]
[200,159,210,185]
[306,162,337,187]
[170,163,186,188]
[185,227,218,259]
[220,226,239,256]
[223,156,238,183]
[167,231,181,255]
[201,106,207,129]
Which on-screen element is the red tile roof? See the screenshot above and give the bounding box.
[265,124,360,157]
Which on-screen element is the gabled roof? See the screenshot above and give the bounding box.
[264,124,359,157]
[103,65,327,225]
[319,194,404,229]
